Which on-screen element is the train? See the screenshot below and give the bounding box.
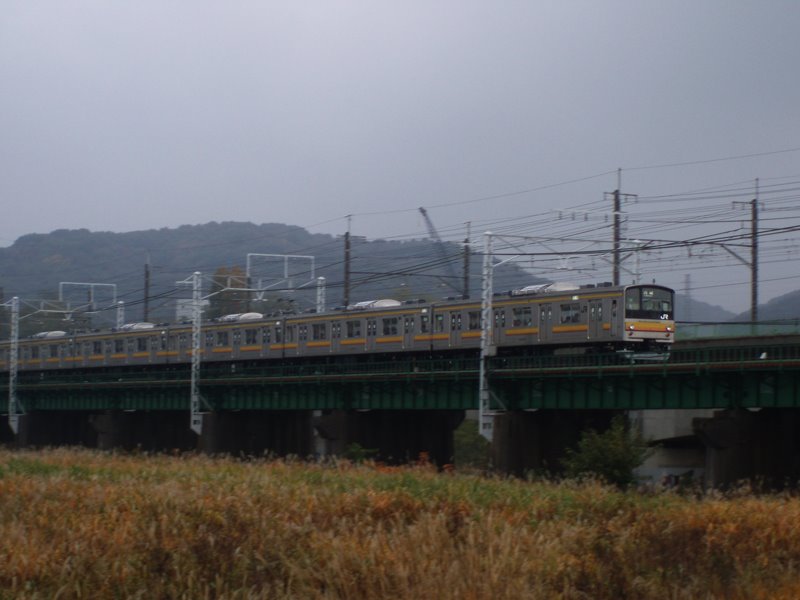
[0,282,675,372]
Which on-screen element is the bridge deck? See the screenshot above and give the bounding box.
[2,337,800,412]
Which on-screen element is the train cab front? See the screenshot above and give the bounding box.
[621,284,674,360]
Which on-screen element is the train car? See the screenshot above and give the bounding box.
[0,282,674,372]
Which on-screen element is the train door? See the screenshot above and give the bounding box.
[538,304,552,343]
[588,300,603,340]
[402,314,416,349]
[609,299,620,338]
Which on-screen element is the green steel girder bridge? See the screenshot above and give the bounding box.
[4,337,800,414]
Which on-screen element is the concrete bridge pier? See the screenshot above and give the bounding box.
[491,409,620,477]
[89,410,197,452]
[15,411,97,448]
[314,410,465,466]
[199,410,315,457]
[694,408,800,489]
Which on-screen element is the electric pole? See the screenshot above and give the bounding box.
[613,187,621,286]
[343,216,352,307]
[463,222,471,299]
[143,252,151,322]
[751,179,759,322]
[732,179,760,322]
[607,170,636,286]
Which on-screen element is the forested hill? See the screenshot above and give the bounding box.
[0,222,539,324]
[0,221,750,328]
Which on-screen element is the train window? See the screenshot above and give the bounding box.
[346,320,362,338]
[137,338,148,352]
[382,317,398,336]
[512,307,532,327]
[245,329,258,345]
[611,300,617,318]
[312,323,327,340]
[367,319,377,337]
[31,346,40,359]
[450,312,462,331]
[560,303,581,324]
[420,315,430,333]
[274,327,282,343]
[49,344,59,359]
[626,287,673,319]
[642,288,672,312]
[216,331,229,346]
[285,326,295,342]
[178,335,187,350]
[625,290,640,311]
[468,311,481,330]
[93,341,102,355]
[598,305,603,321]
[494,309,505,329]
[205,333,214,347]
[331,323,341,339]
[114,339,124,353]
[232,330,241,346]
[298,325,308,342]
[434,314,445,333]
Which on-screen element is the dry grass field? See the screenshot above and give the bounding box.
[1,448,800,599]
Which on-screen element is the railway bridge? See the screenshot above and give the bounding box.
[3,329,800,487]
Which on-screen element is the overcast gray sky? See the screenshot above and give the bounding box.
[2,1,799,312]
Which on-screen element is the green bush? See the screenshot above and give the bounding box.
[453,419,491,470]
[562,415,653,488]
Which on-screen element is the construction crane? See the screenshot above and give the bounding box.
[418,207,462,295]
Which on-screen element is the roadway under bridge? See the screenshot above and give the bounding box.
[3,334,800,488]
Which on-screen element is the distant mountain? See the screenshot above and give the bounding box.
[674,294,736,322]
[732,288,800,322]
[7,221,790,334]
[0,222,542,328]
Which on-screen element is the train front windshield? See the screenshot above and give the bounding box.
[625,286,674,320]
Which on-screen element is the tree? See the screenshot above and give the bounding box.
[562,415,653,488]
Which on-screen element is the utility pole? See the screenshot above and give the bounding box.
[116,301,125,329]
[613,187,621,286]
[343,216,352,307]
[607,170,636,286]
[143,252,151,322]
[462,222,471,299]
[190,271,203,435]
[684,274,692,321]
[751,178,759,322]
[732,178,760,322]
[8,297,19,434]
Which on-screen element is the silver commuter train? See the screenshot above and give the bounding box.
[0,283,675,371]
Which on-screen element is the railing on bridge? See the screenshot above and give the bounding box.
[676,320,800,340]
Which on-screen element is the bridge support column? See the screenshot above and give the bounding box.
[694,408,800,489]
[90,411,133,450]
[89,410,197,452]
[200,411,315,457]
[0,419,15,446]
[491,410,619,477]
[314,410,465,466]
[15,411,97,448]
